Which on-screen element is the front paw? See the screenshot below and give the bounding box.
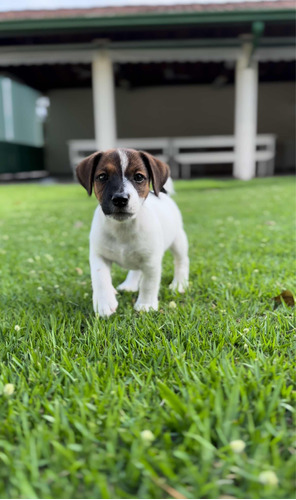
[117,281,139,292]
[93,294,118,317]
[169,279,188,293]
[134,300,158,312]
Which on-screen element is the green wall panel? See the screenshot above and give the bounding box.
[0,141,44,174]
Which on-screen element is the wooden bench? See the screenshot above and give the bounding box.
[68,135,276,179]
[172,135,276,178]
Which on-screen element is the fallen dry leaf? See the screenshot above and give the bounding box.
[273,290,295,307]
[151,477,187,499]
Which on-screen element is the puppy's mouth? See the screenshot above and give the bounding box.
[110,211,133,221]
[102,207,134,221]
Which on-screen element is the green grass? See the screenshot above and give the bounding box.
[0,177,295,499]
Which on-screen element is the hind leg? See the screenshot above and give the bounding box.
[117,270,142,292]
[169,228,189,293]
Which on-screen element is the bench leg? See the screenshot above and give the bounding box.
[257,161,268,177]
[257,159,275,177]
[181,164,191,179]
[169,160,180,179]
[267,158,275,176]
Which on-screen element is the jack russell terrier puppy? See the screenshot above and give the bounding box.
[76,148,189,317]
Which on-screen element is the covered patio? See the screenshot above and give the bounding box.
[0,1,295,180]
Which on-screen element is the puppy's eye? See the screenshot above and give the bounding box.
[134,173,145,183]
[96,173,108,182]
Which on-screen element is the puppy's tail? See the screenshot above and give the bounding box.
[163,177,175,196]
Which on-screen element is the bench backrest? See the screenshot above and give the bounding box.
[68,138,171,171]
[68,134,276,172]
[172,135,276,151]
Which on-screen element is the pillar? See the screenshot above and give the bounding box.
[234,42,258,180]
[92,50,116,150]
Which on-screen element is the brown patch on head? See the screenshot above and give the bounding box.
[76,149,121,200]
[93,153,122,203]
[138,151,170,196]
[124,149,151,199]
[76,151,102,196]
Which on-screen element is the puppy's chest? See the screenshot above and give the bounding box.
[99,232,150,269]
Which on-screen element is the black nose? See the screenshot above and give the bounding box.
[112,195,129,207]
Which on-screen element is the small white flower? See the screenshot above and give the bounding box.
[253,269,259,273]
[54,285,59,289]
[230,439,246,453]
[3,383,15,396]
[211,276,217,281]
[14,325,21,331]
[244,343,248,350]
[259,470,278,486]
[140,430,155,444]
[37,286,43,291]
[243,328,250,333]
[169,301,177,309]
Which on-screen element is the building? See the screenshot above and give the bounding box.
[0,1,295,179]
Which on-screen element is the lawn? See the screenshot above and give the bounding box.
[0,177,295,499]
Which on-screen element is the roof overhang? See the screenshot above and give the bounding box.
[0,7,295,35]
[0,39,294,66]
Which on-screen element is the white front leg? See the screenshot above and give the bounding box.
[90,253,118,317]
[134,263,161,312]
[117,270,142,292]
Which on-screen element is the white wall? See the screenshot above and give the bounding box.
[45,82,295,175]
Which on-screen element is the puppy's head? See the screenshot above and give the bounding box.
[76,148,169,221]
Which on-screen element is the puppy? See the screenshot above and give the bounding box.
[76,148,189,317]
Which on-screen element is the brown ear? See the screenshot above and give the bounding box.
[76,151,102,196]
[139,151,170,196]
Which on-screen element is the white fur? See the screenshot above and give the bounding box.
[118,148,129,173]
[89,188,189,317]
[121,177,144,216]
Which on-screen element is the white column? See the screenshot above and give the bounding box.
[92,50,116,150]
[234,42,258,180]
